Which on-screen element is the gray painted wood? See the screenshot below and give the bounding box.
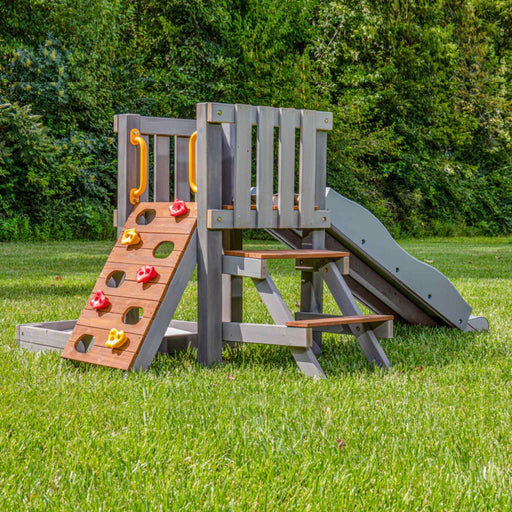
[154,135,170,202]
[315,131,328,208]
[300,229,325,355]
[117,114,141,235]
[223,323,311,347]
[233,104,252,227]
[174,136,191,201]
[464,316,489,332]
[196,103,224,366]
[256,106,274,227]
[131,231,197,371]
[139,117,196,137]
[299,110,316,228]
[221,123,235,206]
[207,208,330,230]
[252,275,326,378]
[206,103,333,131]
[278,108,296,227]
[322,261,391,368]
[325,187,476,329]
[222,230,243,329]
[222,255,267,279]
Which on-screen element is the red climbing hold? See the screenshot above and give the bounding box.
[136,265,158,284]
[169,199,188,217]
[90,290,109,310]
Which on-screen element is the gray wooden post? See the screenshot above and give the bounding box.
[196,103,224,365]
[117,114,141,235]
[300,130,328,354]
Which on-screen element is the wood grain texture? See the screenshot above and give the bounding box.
[61,202,197,370]
[224,249,348,260]
[285,314,394,328]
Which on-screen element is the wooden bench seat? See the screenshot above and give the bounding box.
[285,314,393,328]
[223,249,348,260]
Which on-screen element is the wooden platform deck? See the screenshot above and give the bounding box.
[223,249,348,260]
[61,202,197,370]
[286,314,394,328]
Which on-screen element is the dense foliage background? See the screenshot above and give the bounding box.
[1,0,511,240]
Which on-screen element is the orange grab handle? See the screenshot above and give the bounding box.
[189,131,198,194]
[129,128,148,205]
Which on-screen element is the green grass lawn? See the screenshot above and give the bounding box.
[1,237,512,511]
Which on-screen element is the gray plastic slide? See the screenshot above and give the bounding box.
[271,188,488,332]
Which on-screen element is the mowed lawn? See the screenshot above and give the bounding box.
[1,237,512,511]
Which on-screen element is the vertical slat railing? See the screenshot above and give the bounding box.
[233,104,252,227]
[174,136,191,201]
[154,135,170,202]
[278,108,297,227]
[298,110,317,228]
[256,106,274,227]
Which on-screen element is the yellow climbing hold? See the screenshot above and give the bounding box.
[121,228,140,246]
[106,328,127,349]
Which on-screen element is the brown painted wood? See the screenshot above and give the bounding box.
[85,294,160,318]
[285,314,394,328]
[62,202,197,370]
[224,249,349,260]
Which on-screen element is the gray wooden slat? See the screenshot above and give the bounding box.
[154,135,170,202]
[196,103,224,366]
[299,110,316,228]
[139,117,196,137]
[174,136,191,201]
[222,323,311,347]
[116,114,141,235]
[315,131,327,209]
[233,104,252,227]
[256,106,275,227]
[278,108,296,227]
[222,230,243,327]
[221,124,235,206]
[207,103,332,130]
[207,208,330,230]
[131,231,197,371]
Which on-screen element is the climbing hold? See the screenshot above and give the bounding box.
[121,228,140,246]
[105,328,127,349]
[169,199,188,217]
[136,265,158,284]
[90,290,109,310]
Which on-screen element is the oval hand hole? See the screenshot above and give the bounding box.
[75,334,95,353]
[136,209,156,225]
[154,242,174,259]
[106,271,126,288]
[123,307,143,325]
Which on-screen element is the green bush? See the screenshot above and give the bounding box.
[1,0,512,239]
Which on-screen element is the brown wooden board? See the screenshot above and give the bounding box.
[286,314,394,328]
[62,202,197,370]
[224,249,349,260]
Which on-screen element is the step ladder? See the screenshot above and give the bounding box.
[222,249,393,377]
[61,202,197,371]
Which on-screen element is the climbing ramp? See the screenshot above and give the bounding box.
[61,202,197,371]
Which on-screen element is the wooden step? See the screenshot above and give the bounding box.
[224,249,348,260]
[285,314,393,328]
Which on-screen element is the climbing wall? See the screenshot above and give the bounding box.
[61,202,197,370]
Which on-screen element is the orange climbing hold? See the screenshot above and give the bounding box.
[136,265,158,283]
[169,199,188,217]
[90,290,109,310]
[121,228,140,246]
[105,328,127,349]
